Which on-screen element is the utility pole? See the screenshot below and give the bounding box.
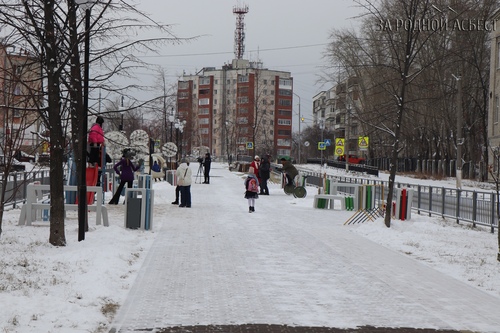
[293,92,301,163]
[453,74,463,189]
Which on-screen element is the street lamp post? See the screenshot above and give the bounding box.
[453,74,463,189]
[226,120,231,165]
[293,93,301,164]
[319,118,325,166]
[75,0,96,242]
[168,108,175,168]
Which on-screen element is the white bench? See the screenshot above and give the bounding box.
[313,194,346,210]
[19,184,109,227]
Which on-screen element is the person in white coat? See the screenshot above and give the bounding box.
[175,158,192,207]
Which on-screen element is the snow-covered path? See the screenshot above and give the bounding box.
[110,163,500,333]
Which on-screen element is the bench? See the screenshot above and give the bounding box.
[19,184,109,227]
[313,194,347,210]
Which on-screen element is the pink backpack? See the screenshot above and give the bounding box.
[247,178,258,192]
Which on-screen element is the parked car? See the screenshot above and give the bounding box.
[15,150,35,163]
[337,155,366,164]
[0,155,26,172]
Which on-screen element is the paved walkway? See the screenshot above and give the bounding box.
[110,164,500,333]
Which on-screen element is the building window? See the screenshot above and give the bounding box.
[238,87,249,94]
[237,117,248,124]
[278,129,291,135]
[199,108,209,115]
[277,149,291,156]
[238,75,249,83]
[279,78,292,87]
[238,108,248,114]
[199,118,209,125]
[278,109,292,116]
[179,91,189,99]
[263,79,267,85]
[199,98,210,105]
[179,81,189,89]
[279,89,292,96]
[213,109,217,114]
[13,84,21,95]
[277,139,291,146]
[238,96,249,104]
[215,79,218,84]
[279,99,291,106]
[200,128,209,134]
[200,77,210,85]
[278,119,292,126]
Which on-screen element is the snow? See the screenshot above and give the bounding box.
[1,162,500,332]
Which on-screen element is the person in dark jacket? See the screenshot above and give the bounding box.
[259,155,271,195]
[108,149,141,205]
[202,152,212,184]
[279,157,298,186]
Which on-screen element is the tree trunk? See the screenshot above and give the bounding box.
[44,1,66,246]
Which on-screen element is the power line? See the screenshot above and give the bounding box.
[139,43,328,58]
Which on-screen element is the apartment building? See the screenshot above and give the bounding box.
[0,43,42,153]
[177,58,293,159]
[312,76,362,158]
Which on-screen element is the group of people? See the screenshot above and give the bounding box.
[244,154,297,213]
[86,115,298,212]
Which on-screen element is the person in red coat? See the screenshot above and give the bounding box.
[249,155,261,188]
[88,116,105,166]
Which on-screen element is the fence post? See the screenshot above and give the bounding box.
[417,185,421,215]
[456,189,461,224]
[429,186,433,217]
[441,187,445,218]
[491,192,496,234]
[472,191,477,228]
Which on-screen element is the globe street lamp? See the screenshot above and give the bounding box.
[75,0,96,242]
[168,109,175,168]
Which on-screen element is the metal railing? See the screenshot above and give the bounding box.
[300,170,498,232]
[1,169,52,209]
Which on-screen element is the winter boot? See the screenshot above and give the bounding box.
[251,206,255,212]
[249,206,252,213]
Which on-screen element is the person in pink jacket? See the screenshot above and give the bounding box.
[88,116,105,166]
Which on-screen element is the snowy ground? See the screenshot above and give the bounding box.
[1,162,500,333]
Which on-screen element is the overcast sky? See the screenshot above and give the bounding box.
[134,0,362,127]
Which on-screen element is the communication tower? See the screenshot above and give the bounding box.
[233,4,249,59]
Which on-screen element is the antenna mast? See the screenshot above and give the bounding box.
[233,4,249,59]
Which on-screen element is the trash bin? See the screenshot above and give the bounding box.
[124,178,154,231]
[125,196,142,229]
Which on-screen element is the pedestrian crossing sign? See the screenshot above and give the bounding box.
[324,139,331,146]
[358,136,369,150]
[318,142,326,150]
[246,142,254,149]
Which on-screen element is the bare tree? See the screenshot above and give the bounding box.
[0,0,186,244]
[326,0,450,227]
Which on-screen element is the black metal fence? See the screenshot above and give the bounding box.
[1,169,51,209]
